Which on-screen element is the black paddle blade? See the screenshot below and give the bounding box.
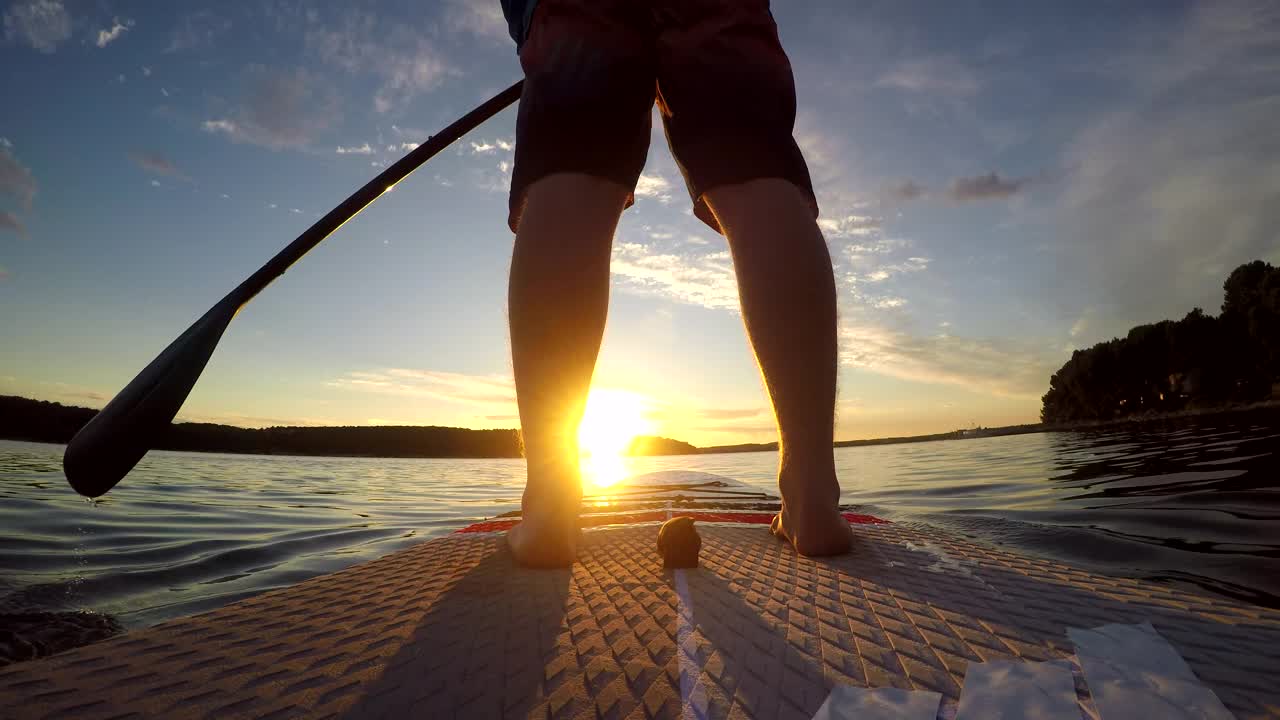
[63,303,235,497]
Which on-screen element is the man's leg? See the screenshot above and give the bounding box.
[705,178,852,556]
[506,173,631,568]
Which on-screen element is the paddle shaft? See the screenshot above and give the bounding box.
[226,81,523,309]
[63,81,523,497]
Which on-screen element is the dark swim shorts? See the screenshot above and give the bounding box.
[508,0,818,235]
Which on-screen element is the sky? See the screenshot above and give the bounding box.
[1,0,1278,446]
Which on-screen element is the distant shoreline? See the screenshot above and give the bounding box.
[2,394,1277,461]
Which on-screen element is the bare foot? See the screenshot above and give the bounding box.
[771,498,853,557]
[506,507,580,568]
[507,462,581,568]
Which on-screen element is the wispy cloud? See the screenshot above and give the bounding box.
[443,0,509,41]
[303,10,454,113]
[1069,311,1091,339]
[128,150,189,180]
[327,368,517,409]
[876,56,980,96]
[1056,0,1280,325]
[695,407,766,421]
[793,113,877,217]
[947,171,1029,202]
[24,380,109,405]
[840,323,1052,397]
[889,180,925,202]
[2,0,71,53]
[95,16,132,48]
[201,66,339,149]
[174,411,333,428]
[852,257,930,284]
[0,144,36,209]
[335,143,373,155]
[0,210,25,238]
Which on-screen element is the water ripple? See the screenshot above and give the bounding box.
[1,410,1278,628]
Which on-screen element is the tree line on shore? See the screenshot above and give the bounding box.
[0,395,700,458]
[1041,260,1280,422]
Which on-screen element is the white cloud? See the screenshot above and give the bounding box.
[202,119,237,135]
[335,143,373,155]
[141,66,151,77]
[0,137,10,148]
[3,0,71,53]
[388,142,418,152]
[149,179,160,187]
[469,138,512,155]
[160,87,169,97]
[609,230,1049,399]
[634,174,673,203]
[854,257,929,283]
[611,242,739,311]
[818,214,881,238]
[95,17,132,48]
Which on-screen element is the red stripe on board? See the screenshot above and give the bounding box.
[454,511,889,534]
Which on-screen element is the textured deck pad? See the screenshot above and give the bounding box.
[2,523,1279,720]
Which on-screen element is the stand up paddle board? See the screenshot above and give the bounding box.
[1,471,1277,719]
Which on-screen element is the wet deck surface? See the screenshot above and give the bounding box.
[2,522,1278,719]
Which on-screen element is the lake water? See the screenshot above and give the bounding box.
[2,412,1278,632]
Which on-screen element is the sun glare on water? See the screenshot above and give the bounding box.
[578,389,654,491]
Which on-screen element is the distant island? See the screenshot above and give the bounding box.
[1042,260,1280,422]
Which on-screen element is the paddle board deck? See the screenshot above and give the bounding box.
[2,473,1278,719]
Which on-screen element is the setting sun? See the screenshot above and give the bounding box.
[578,389,655,490]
